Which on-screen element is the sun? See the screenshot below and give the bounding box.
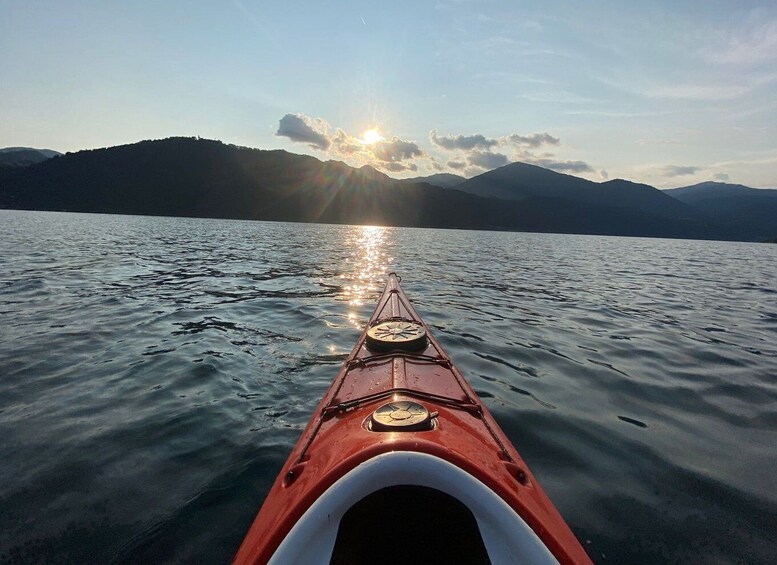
[361,128,383,145]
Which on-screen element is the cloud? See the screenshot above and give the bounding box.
[467,151,509,170]
[519,91,601,105]
[565,109,669,118]
[523,20,543,32]
[505,132,559,147]
[661,165,701,177]
[636,138,683,145]
[710,153,777,168]
[427,158,444,171]
[644,83,750,101]
[600,169,609,180]
[431,129,568,173]
[276,113,331,150]
[530,159,594,174]
[276,113,430,174]
[713,172,730,182]
[708,18,777,65]
[430,130,499,151]
[275,115,589,179]
[431,130,559,151]
[372,137,424,163]
[331,128,361,154]
[600,76,752,101]
[381,161,418,172]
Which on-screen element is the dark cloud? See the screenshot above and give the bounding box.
[431,130,559,152]
[506,132,559,147]
[372,137,423,162]
[467,151,509,170]
[431,129,571,175]
[531,159,594,173]
[713,172,730,181]
[430,130,499,151]
[662,165,700,177]
[276,114,331,150]
[381,161,418,172]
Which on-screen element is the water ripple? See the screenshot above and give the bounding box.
[0,211,776,564]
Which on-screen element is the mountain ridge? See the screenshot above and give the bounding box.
[0,147,62,167]
[664,181,777,241]
[0,136,763,241]
[398,173,466,189]
[452,161,705,222]
[665,181,777,199]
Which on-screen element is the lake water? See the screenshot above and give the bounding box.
[0,210,775,564]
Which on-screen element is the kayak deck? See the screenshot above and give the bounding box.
[234,274,591,564]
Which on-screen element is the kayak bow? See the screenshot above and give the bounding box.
[234,273,591,564]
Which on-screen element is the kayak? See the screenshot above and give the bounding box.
[234,273,592,564]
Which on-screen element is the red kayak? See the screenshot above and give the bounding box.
[234,274,591,564]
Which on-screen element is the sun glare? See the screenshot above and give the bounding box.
[361,128,383,145]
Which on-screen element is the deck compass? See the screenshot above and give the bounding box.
[365,320,427,351]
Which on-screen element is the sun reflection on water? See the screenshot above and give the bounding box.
[340,226,393,324]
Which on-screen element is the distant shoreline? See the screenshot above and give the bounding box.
[2,137,776,243]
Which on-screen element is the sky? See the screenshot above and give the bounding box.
[1,0,776,188]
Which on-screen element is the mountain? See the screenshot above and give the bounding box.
[452,161,710,223]
[399,173,466,189]
[665,182,777,242]
[0,147,62,158]
[0,147,62,167]
[0,137,726,240]
[357,164,395,183]
[664,181,776,200]
[0,138,541,230]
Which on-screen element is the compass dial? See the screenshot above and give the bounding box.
[365,321,427,351]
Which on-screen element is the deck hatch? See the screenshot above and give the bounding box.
[365,321,427,351]
[369,401,433,431]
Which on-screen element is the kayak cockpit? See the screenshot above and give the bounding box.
[268,451,559,565]
[331,485,489,564]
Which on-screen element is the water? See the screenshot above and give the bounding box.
[1,210,775,564]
